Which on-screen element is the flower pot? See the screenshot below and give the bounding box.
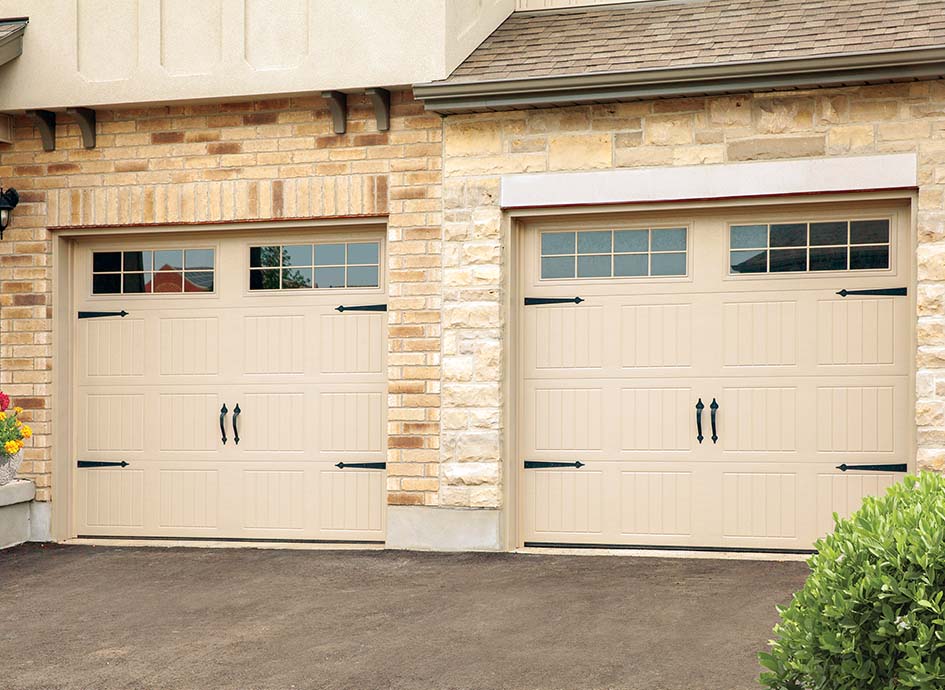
[0,450,23,486]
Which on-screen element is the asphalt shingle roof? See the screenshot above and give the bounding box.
[442,0,945,85]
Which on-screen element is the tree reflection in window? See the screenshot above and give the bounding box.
[249,242,380,290]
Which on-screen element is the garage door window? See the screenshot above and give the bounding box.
[249,241,380,290]
[91,249,215,294]
[730,219,890,274]
[540,228,687,279]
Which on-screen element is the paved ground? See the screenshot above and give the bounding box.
[0,544,808,690]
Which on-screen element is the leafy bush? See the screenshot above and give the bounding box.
[760,472,945,689]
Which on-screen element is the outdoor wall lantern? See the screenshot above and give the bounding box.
[0,187,19,239]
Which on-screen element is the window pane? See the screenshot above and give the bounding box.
[614,230,648,253]
[731,225,767,249]
[154,250,183,272]
[251,246,281,268]
[809,222,847,246]
[347,242,379,265]
[184,249,214,270]
[651,252,686,276]
[577,255,611,278]
[153,271,183,292]
[93,252,121,273]
[282,268,312,289]
[123,251,152,272]
[249,269,280,290]
[541,256,575,279]
[282,245,313,267]
[850,245,889,270]
[731,249,767,273]
[315,244,346,266]
[809,247,847,271]
[314,266,345,288]
[770,223,807,248]
[613,254,647,277]
[347,266,379,287]
[651,228,686,252]
[123,273,151,293]
[184,271,214,292]
[577,231,611,254]
[770,248,807,272]
[92,273,121,294]
[541,232,575,256]
[851,220,889,245]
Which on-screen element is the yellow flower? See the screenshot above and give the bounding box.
[20,425,31,439]
[13,407,22,415]
[3,440,18,455]
[0,411,5,421]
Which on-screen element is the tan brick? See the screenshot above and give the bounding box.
[548,133,611,170]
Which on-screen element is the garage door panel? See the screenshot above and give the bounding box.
[74,231,387,542]
[318,312,385,375]
[722,300,797,368]
[80,317,146,379]
[159,316,221,376]
[522,205,912,550]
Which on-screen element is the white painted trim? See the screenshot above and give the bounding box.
[500,154,918,209]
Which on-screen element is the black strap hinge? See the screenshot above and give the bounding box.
[335,304,387,313]
[836,463,907,473]
[524,460,585,469]
[335,461,386,470]
[836,288,907,298]
[78,310,128,319]
[524,297,584,306]
[77,460,129,468]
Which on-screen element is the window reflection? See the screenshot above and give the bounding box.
[248,241,381,291]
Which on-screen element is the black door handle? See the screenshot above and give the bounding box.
[220,403,228,445]
[232,404,241,445]
[695,399,704,444]
[710,398,719,444]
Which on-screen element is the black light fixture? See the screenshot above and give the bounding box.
[0,187,19,240]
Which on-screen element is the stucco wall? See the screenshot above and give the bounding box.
[439,81,945,511]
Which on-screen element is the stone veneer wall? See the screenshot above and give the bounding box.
[0,91,444,507]
[439,81,945,513]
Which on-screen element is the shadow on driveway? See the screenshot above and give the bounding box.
[0,544,808,690]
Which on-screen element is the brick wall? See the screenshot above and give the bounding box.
[0,91,443,504]
[440,81,945,509]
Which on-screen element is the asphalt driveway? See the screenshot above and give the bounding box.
[0,544,807,690]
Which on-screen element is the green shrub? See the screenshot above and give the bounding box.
[760,472,945,689]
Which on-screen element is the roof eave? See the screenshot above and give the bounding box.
[413,46,945,113]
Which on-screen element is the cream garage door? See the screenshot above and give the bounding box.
[520,203,912,551]
[73,229,387,542]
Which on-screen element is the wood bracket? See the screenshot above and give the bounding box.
[365,88,391,132]
[321,90,347,135]
[65,107,96,149]
[25,109,55,151]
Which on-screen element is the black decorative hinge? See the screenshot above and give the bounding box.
[524,460,585,469]
[78,310,128,319]
[837,463,907,473]
[836,288,907,298]
[335,304,387,312]
[77,460,129,468]
[335,461,387,470]
[524,297,584,306]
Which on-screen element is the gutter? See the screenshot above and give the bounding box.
[0,17,28,69]
[413,46,945,113]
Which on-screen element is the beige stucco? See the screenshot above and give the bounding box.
[0,0,513,111]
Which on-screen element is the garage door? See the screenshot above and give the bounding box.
[73,229,387,542]
[520,203,912,551]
